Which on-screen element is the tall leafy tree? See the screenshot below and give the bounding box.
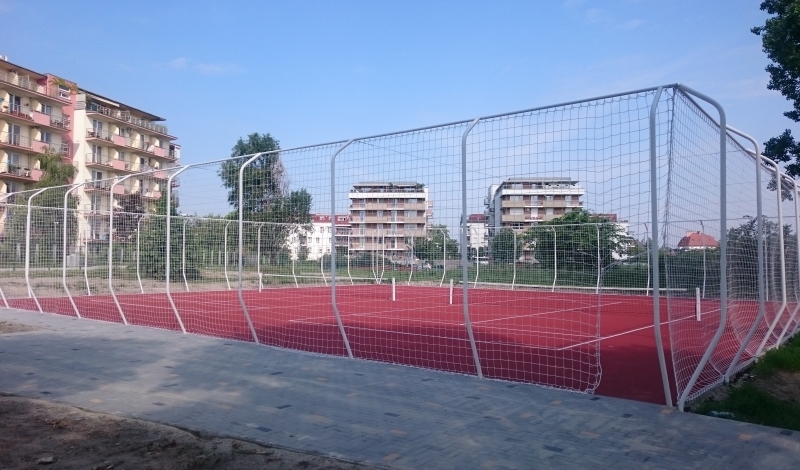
[523,211,632,270]
[218,133,313,265]
[0,149,78,266]
[753,1,800,176]
[412,224,459,262]
[490,228,522,263]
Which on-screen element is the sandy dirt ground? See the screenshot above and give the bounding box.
[0,396,378,470]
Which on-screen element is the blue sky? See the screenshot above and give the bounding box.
[0,0,795,234]
[1,0,792,160]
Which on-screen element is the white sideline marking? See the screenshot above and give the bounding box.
[469,302,623,325]
[556,314,702,351]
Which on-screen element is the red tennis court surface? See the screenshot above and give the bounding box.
[13,285,763,405]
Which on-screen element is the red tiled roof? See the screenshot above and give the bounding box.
[677,231,718,248]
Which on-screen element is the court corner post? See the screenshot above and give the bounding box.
[62,183,83,318]
[462,117,484,379]
[723,127,764,382]
[238,153,269,345]
[649,85,673,407]
[675,84,727,412]
[24,187,50,313]
[331,140,355,359]
[166,167,189,334]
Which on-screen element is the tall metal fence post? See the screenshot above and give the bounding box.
[776,174,800,345]
[724,128,765,382]
[237,152,269,345]
[224,221,232,290]
[165,168,189,334]
[551,228,558,292]
[649,86,673,407]
[596,224,601,294]
[461,117,484,379]
[755,156,788,357]
[330,140,356,359]
[700,220,707,298]
[755,156,789,357]
[0,193,14,307]
[24,187,50,313]
[512,230,517,290]
[182,218,189,292]
[136,216,144,293]
[109,176,135,324]
[675,84,727,412]
[62,183,83,318]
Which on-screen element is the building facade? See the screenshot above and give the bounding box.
[0,57,179,245]
[485,177,585,234]
[348,182,432,258]
[72,90,179,242]
[0,58,73,231]
[465,213,488,251]
[287,214,351,261]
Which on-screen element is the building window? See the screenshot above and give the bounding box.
[315,237,320,243]
[546,207,554,216]
[40,131,51,143]
[405,210,416,218]
[41,104,52,115]
[91,170,103,181]
[407,198,417,204]
[510,208,523,215]
[565,195,572,202]
[391,210,397,221]
[545,195,554,201]
[359,211,365,221]
[511,183,522,189]
[377,210,383,218]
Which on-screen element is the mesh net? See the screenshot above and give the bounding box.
[2,85,797,404]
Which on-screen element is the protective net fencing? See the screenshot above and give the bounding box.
[1,84,797,407]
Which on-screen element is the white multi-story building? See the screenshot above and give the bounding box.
[0,57,180,247]
[486,177,585,233]
[287,214,351,261]
[72,90,179,243]
[465,213,488,251]
[348,182,432,258]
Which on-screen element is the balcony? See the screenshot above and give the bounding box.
[0,162,43,182]
[129,188,162,200]
[85,152,113,169]
[0,105,72,133]
[86,128,116,143]
[84,180,112,192]
[0,71,71,104]
[84,102,170,136]
[82,205,108,218]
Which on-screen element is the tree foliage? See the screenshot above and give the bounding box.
[412,224,459,262]
[753,0,800,177]
[0,149,78,266]
[217,133,313,265]
[522,211,632,270]
[490,228,523,263]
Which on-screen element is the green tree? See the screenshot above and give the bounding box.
[0,149,78,266]
[135,194,200,281]
[490,228,522,263]
[523,211,632,270]
[412,225,459,262]
[753,1,800,177]
[218,133,313,265]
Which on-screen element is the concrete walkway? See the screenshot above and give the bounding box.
[1,307,798,469]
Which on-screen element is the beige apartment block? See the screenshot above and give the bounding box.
[485,177,585,233]
[348,182,432,257]
[72,91,180,242]
[0,57,73,232]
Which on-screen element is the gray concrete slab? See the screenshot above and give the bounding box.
[1,307,798,469]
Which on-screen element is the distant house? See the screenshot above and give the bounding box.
[677,231,719,250]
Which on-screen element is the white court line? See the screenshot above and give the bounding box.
[555,310,721,351]
[469,302,623,325]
